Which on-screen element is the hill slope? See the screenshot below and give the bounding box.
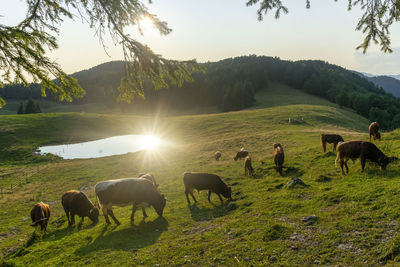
[1,90,400,265]
[365,75,400,98]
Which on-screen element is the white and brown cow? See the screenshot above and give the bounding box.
[95,178,166,225]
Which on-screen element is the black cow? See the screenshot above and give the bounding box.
[183,172,232,205]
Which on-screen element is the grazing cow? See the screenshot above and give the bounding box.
[369,122,381,141]
[234,148,249,161]
[214,151,222,161]
[61,190,99,226]
[335,141,396,175]
[183,172,232,205]
[138,173,159,188]
[30,202,51,231]
[321,134,344,152]
[95,178,166,225]
[273,143,285,176]
[244,156,254,176]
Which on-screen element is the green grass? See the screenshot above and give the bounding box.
[1,87,400,266]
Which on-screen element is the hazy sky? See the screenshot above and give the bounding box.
[2,0,400,75]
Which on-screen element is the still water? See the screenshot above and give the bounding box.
[37,135,160,159]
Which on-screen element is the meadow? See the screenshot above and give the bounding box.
[1,84,400,266]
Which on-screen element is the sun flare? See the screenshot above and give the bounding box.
[141,135,160,150]
[138,17,156,34]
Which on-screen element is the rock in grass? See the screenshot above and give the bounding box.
[269,256,277,262]
[301,215,318,225]
[286,178,307,188]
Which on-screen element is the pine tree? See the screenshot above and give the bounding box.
[17,102,24,114]
[35,103,41,113]
[25,99,36,114]
[335,91,349,108]
[0,0,201,108]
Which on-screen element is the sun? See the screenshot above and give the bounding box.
[138,17,156,35]
[141,135,160,150]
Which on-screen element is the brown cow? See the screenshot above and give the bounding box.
[214,151,222,161]
[183,172,232,205]
[335,141,396,175]
[273,143,285,176]
[244,156,254,176]
[62,190,99,226]
[369,122,381,141]
[30,202,51,231]
[321,134,344,152]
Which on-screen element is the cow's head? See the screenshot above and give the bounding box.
[154,194,167,216]
[89,207,100,223]
[378,156,390,170]
[222,186,232,200]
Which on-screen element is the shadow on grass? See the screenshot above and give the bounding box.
[188,201,232,222]
[284,166,305,177]
[74,217,168,256]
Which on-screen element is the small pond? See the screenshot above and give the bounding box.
[37,135,160,159]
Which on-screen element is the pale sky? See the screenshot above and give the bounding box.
[2,0,400,75]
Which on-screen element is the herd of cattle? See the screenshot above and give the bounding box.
[30,121,398,231]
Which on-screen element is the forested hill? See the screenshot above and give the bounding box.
[2,56,400,129]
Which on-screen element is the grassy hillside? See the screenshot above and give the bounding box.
[1,90,400,266]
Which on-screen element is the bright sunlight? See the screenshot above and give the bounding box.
[138,16,156,35]
[141,135,160,150]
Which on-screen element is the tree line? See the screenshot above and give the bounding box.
[2,56,400,130]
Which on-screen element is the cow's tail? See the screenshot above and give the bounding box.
[95,191,101,210]
[335,152,340,167]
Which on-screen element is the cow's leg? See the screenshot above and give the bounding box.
[189,188,197,203]
[332,142,336,152]
[344,159,349,174]
[217,194,224,204]
[142,208,148,218]
[369,133,372,142]
[322,141,326,152]
[108,208,120,225]
[70,213,75,225]
[184,186,191,205]
[207,190,212,202]
[102,206,111,225]
[361,155,366,172]
[79,216,84,225]
[65,211,71,226]
[131,204,137,224]
[340,159,345,175]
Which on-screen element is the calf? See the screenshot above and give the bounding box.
[95,178,166,225]
[30,202,51,231]
[183,172,232,205]
[369,122,381,141]
[321,134,344,152]
[335,140,396,175]
[234,148,249,161]
[244,156,254,176]
[214,151,222,161]
[273,143,285,176]
[61,190,99,226]
[138,173,159,188]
